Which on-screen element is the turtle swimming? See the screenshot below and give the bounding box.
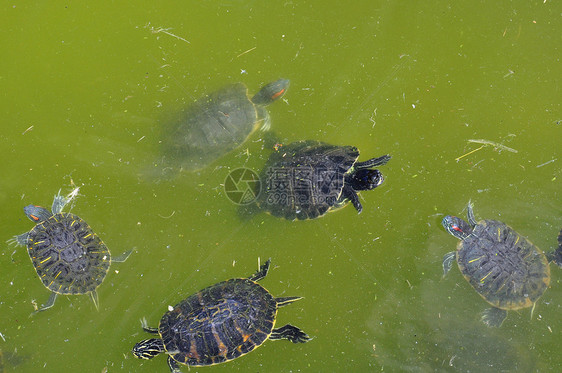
[132,259,309,371]
[161,79,289,172]
[8,191,132,312]
[442,202,562,327]
[253,140,391,220]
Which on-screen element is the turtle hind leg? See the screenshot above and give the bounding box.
[270,324,310,343]
[167,356,181,373]
[112,249,133,263]
[249,258,271,282]
[354,154,391,169]
[276,296,303,307]
[33,292,58,314]
[481,307,508,327]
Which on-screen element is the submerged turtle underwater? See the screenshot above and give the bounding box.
[251,140,391,220]
[161,79,289,172]
[8,191,131,312]
[442,202,562,327]
[132,259,309,371]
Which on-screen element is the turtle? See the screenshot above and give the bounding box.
[253,140,391,220]
[132,259,309,371]
[441,202,562,327]
[8,191,132,312]
[161,79,289,172]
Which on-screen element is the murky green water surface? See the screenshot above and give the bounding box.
[1,1,560,372]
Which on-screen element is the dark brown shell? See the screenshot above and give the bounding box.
[159,278,277,367]
[257,140,359,220]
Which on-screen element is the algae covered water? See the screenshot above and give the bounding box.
[1,1,560,372]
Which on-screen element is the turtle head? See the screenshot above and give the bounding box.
[251,79,290,105]
[442,215,472,240]
[132,338,165,360]
[348,169,384,191]
[23,205,53,223]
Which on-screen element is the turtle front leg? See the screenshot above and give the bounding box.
[341,185,362,213]
[257,106,271,131]
[141,317,159,334]
[442,251,456,277]
[354,154,391,168]
[270,324,310,343]
[167,356,182,373]
[466,200,477,227]
[7,232,29,247]
[248,258,271,282]
[51,191,69,214]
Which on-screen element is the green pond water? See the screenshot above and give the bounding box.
[1,1,561,372]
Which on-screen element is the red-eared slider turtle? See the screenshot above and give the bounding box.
[254,140,391,220]
[162,79,289,171]
[442,202,562,327]
[8,191,132,312]
[132,259,309,371]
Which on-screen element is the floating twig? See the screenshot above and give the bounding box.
[236,46,257,58]
[455,138,518,162]
[157,211,176,219]
[455,145,485,162]
[536,158,557,168]
[467,139,518,153]
[145,23,190,44]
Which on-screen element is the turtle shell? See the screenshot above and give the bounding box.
[159,278,277,367]
[257,140,359,220]
[162,83,263,171]
[455,219,550,311]
[25,212,111,295]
